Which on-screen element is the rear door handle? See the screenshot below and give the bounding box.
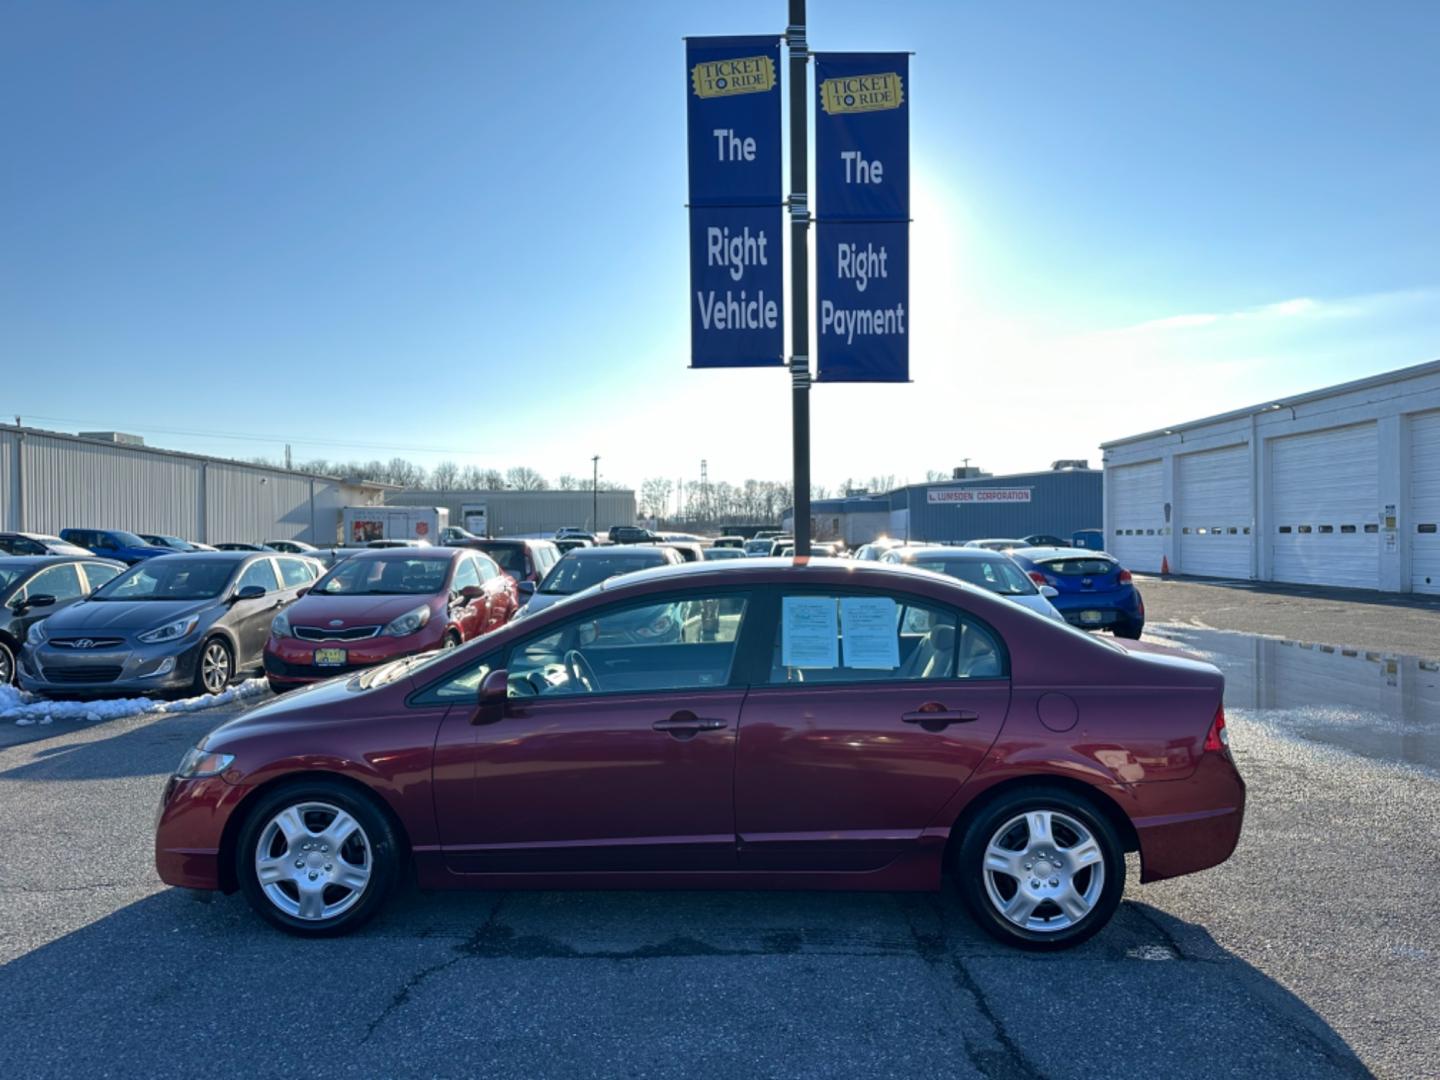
[653,710,728,737]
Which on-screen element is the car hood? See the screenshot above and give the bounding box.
[284,593,436,627]
[43,598,215,634]
[203,673,372,748]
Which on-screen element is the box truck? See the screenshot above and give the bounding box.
[341,506,450,545]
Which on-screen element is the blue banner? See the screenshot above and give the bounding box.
[689,205,784,368]
[816,221,908,382]
[815,53,910,382]
[686,35,784,367]
[814,53,909,221]
[686,36,782,208]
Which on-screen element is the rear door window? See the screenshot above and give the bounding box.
[80,562,124,591]
[767,591,1006,684]
[277,557,313,588]
[235,558,281,593]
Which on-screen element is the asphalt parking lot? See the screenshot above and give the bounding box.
[0,580,1434,1079]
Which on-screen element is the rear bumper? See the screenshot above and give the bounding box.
[1132,752,1246,882]
[1052,588,1143,628]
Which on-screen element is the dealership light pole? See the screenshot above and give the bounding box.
[591,454,600,532]
[787,0,811,556]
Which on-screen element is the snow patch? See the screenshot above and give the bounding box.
[1,679,269,726]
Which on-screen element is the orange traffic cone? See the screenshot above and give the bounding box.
[1160,555,1170,577]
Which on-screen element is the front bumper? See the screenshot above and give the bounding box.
[19,635,205,697]
[264,626,443,685]
[155,773,249,891]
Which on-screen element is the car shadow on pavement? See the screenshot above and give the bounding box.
[0,709,234,782]
[0,883,1372,1079]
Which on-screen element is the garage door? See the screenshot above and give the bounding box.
[1107,460,1164,571]
[1176,444,1252,579]
[1269,423,1378,588]
[1410,410,1440,595]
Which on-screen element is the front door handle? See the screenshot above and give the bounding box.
[902,704,980,730]
[652,710,727,738]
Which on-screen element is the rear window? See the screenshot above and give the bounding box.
[477,544,526,574]
[1040,558,1117,576]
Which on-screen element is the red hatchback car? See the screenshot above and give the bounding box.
[160,559,1243,948]
[263,547,516,691]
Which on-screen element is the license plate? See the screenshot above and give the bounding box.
[1079,610,1104,624]
[314,648,348,666]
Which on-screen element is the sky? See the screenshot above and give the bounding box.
[2,1,1438,492]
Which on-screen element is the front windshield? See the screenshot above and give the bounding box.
[110,531,150,548]
[744,540,771,554]
[94,558,235,601]
[539,553,663,594]
[314,556,449,596]
[913,557,1037,596]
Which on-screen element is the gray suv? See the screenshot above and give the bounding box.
[18,551,320,698]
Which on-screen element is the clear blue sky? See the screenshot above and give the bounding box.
[3,1,1437,489]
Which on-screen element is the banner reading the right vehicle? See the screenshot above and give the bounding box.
[814,54,910,383]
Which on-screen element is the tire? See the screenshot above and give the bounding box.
[235,778,399,937]
[1113,620,1143,640]
[954,785,1125,951]
[0,640,15,686]
[193,636,233,696]
[442,631,462,650]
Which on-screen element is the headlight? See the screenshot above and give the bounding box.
[382,604,432,637]
[26,621,48,646]
[271,609,292,638]
[174,746,235,778]
[138,614,200,644]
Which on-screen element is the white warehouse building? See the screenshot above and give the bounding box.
[1101,359,1440,593]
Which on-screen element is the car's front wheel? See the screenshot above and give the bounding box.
[193,637,233,695]
[236,780,399,936]
[0,640,15,686]
[955,786,1125,950]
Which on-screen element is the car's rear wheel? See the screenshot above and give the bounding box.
[193,637,233,695]
[0,640,15,686]
[955,786,1125,950]
[1113,620,1143,640]
[236,779,398,936]
[442,630,461,650]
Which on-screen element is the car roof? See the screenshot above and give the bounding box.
[894,546,1022,560]
[0,554,105,570]
[563,545,672,559]
[346,546,462,560]
[597,555,993,594]
[1010,546,1112,560]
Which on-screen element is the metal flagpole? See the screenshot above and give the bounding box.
[787,0,811,555]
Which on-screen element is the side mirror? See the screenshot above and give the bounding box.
[460,584,484,601]
[517,580,536,598]
[472,668,509,725]
[296,587,310,598]
[1040,585,1059,599]
[232,585,266,602]
[25,593,57,609]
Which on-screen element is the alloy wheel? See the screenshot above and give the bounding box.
[200,641,231,693]
[0,644,13,686]
[981,809,1106,933]
[254,801,372,922]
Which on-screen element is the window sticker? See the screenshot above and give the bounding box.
[839,596,900,669]
[782,596,839,668]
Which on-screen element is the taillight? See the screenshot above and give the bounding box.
[1116,569,1133,584]
[1203,706,1229,753]
[1027,571,1048,587]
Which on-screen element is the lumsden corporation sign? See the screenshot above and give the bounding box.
[927,487,1033,505]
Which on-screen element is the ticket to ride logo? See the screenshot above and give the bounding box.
[820,72,904,114]
[691,55,777,98]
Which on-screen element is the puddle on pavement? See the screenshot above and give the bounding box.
[1143,624,1440,773]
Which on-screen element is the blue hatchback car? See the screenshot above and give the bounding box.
[59,528,171,566]
[1008,546,1145,638]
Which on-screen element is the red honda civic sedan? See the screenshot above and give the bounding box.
[159,558,1244,949]
[263,547,516,692]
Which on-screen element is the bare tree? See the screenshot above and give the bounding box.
[554,473,580,491]
[429,461,460,490]
[505,466,547,491]
[478,468,505,490]
[640,477,673,520]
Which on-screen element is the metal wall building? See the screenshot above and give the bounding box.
[785,468,1102,546]
[383,489,638,537]
[0,425,390,544]
[1100,359,1440,592]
